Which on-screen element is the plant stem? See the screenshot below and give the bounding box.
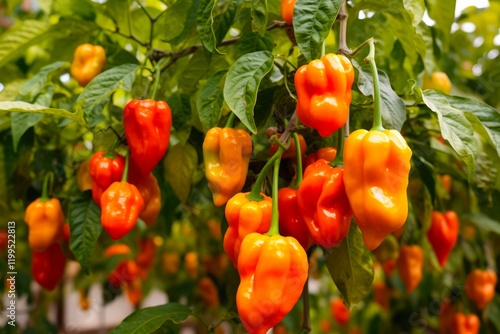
[41,173,53,202]
[301,276,311,333]
[331,127,345,167]
[121,153,130,183]
[266,155,282,236]
[365,38,384,131]
[104,139,120,158]
[225,112,236,128]
[337,0,351,56]
[293,132,303,186]
[150,63,161,100]
[247,148,283,201]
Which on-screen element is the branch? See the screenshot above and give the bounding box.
[337,0,351,56]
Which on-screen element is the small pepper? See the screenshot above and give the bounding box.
[125,278,142,306]
[79,289,90,310]
[439,174,452,193]
[185,251,199,278]
[427,211,459,267]
[236,232,308,334]
[373,280,390,310]
[77,159,92,191]
[31,242,66,291]
[303,147,337,168]
[104,244,139,288]
[269,133,307,160]
[451,313,479,334]
[162,252,181,275]
[89,151,125,206]
[331,298,350,327]
[123,99,172,175]
[397,245,423,293]
[198,277,220,308]
[278,187,313,250]
[135,238,156,279]
[203,127,253,207]
[465,269,497,310]
[129,170,161,227]
[423,72,452,94]
[70,44,106,86]
[280,0,297,25]
[295,54,354,137]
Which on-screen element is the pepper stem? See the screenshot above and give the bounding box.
[150,63,161,100]
[225,112,236,128]
[293,132,303,186]
[246,148,284,202]
[41,172,53,202]
[330,127,344,167]
[103,139,120,159]
[266,154,282,236]
[121,153,130,183]
[365,38,384,131]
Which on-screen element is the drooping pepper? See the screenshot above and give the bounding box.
[24,175,65,252]
[451,313,479,334]
[423,72,452,94]
[135,237,156,279]
[70,44,106,86]
[295,54,354,137]
[123,99,172,175]
[129,169,161,227]
[89,151,125,206]
[184,251,199,278]
[31,242,66,291]
[236,232,308,334]
[465,269,497,310]
[331,298,350,327]
[397,245,423,293]
[104,244,139,288]
[77,159,92,191]
[203,127,253,207]
[278,187,313,250]
[280,0,297,25]
[303,147,337,168]
[198,276,220,308]
[427,211,459,267]
[162,252,181,275]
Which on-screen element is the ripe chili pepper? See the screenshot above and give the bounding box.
[203,127,253,207]
[236,232,308,334]
[423,72,452,94]
[397,245,423,293]
[123,99,172,175]
[89,151,125,206]
[31,242,66,291]
[70,44,106,86]
[382,259,397,277]
[77,159,92,191]
[280,0,297,25]
[223,192,272,267]
[439,301,455,334]
[465,269,497,310]
[62,223,70,243]
[125,278,142,306]
[79,289,90,310]
[440,174,452,193]
[297,159,351,248]
[331,298,350,327]
[373,280,390,310]
[278,187,313,250]
[136,238,156,279]
[198,277,220,308]
[105,244,139,288]
[344,129,412,250]
[269,133,307,160]
[130,172,161,227]
[427,211,459,267]
[295,54,354,137]
[451,313,479,334]
[303,147,337,168]
[162,252,180,275]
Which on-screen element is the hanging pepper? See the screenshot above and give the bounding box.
[101,156,145,240]
[269,133,307,160]
[465,269,497,310]
[427,211,459,267]
[423,72,452,94]
[135,237,156,279]
[331,298,350,327]
[280,0,297,25]
[24,175,64,252]
[77,159,92,191]
[162,252,181,275]
[198,277,220,308]
[451,313,479,334]
[89,151,125,206]
[203,126,253,207]
[123,99,172,175]
[31,242,66,291]
[104,244,139,288]
[70,44,106,86]
[303,147,337,168]
[130,171,161,227]
[295,54,354,137]
[236,233,308,334]
[125,278,142,306]
[79,289,90,310]
[278,187,313,250]
[439,174,452,194]
[185,251,199,278]
[373,280,390,310]
[397,245,423,293]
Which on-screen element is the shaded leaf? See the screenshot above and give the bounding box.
[235,31,274,59]
[197,70,226,132]
[163,144,198,203]
[251,0,268,34]
[196,0,221,54]
[0,101,85,125]
[18,61,69,102]
[463,214,500,235]
[10,112,43,152]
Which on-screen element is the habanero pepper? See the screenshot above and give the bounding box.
[465,269,497,310]
[423,72,452,94]
[128,161,161,227]
[70,44,106,87]
[198,276,220,309]
[397,245,423,293]
[135,237,156,279]
[451,313,479,334]
[32,242,66,291]
[203,126,253,207]
[303,147,337,168]
[123,99,172,175]
[280,0,296,25]
[427,211,459,267]
[278,187,313,250]
[89,151,125,206]
[269,133,307,160]
[236,232,308,334]
[104,244,139,288]
[77,159,92,191]
[295,54,354,137]
[331,298,350,327]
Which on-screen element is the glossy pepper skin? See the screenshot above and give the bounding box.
[32,242,66,291]
[423,72,452,94]
[303,147,337,168]
[280,0,297,25]
[331,298,350,327]
[451,313,479,334]
[70,44,106,86]
[101,181,145,240]
[344,129,412,250]
[123,99,172,175]
[427,211,459,267]
[89,151,125,206]
[465,269,497,310]
[237,233,308,334]
[397,245,423,293]
[24,198,64,252]
[203,127,253,207]
[223,192,272,267]
[297,159,351,248]
[129,170,161,227]
[269,133,307,160]
[278,187,313,250]
[295,54,354,137]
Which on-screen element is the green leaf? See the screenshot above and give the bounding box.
[103,0,132,36]
[68,190,102,275]
[422,90,478,180]
[353,60,406,131]
[166,94,192,145]
[163,144,198,203]
[196,0,222,54]
[463,214,500,235]
[223,51,274,133]
[235,31,274,59]
[0,101,85,125]
[18,61,69,102]
[110,303,193,334]
[76,64,139,128]
[197,70,226,132]
[293,0,342,62]
[324,223,374,308]
[10,112,43,152]
[403,0,425,26]
[161,0,200,44]
[426,0,456,47]
[251,0,268,35]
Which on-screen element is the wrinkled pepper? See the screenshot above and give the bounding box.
[203,127,253,207]
[297,159,351,248]
[70,44,106,86]
[331,298,350,327]
[198,277,220,308]
[269,133,307,160]
[452,313,479,334]
[123,99,172,175]
[295,54,354,137]
[31,242,66,291]
[397,245,423,293]
[89,151,125,206]
[280,0,297,25]
[423,72,452,94]
[278,187,313,250]
[465,269,497,310]
[303,147,337,168]
[427,211,459,267]
[236,232,308,334]
[223,192,272,267]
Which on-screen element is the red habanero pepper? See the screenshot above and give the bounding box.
[451,313,479,334]
[31,242,66,291]
[465,269,497,310]
[303,147,337,168]
[427,211,459,267]
[278,187,313,250]
[331,298,350,327]
[128,161,162,227]
[89,151,125,206]
[104,244,139,288]
[123,99,172,175]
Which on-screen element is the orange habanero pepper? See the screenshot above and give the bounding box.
[397,245,423,293]
[465,269,497,310]
[71,44,106,86]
